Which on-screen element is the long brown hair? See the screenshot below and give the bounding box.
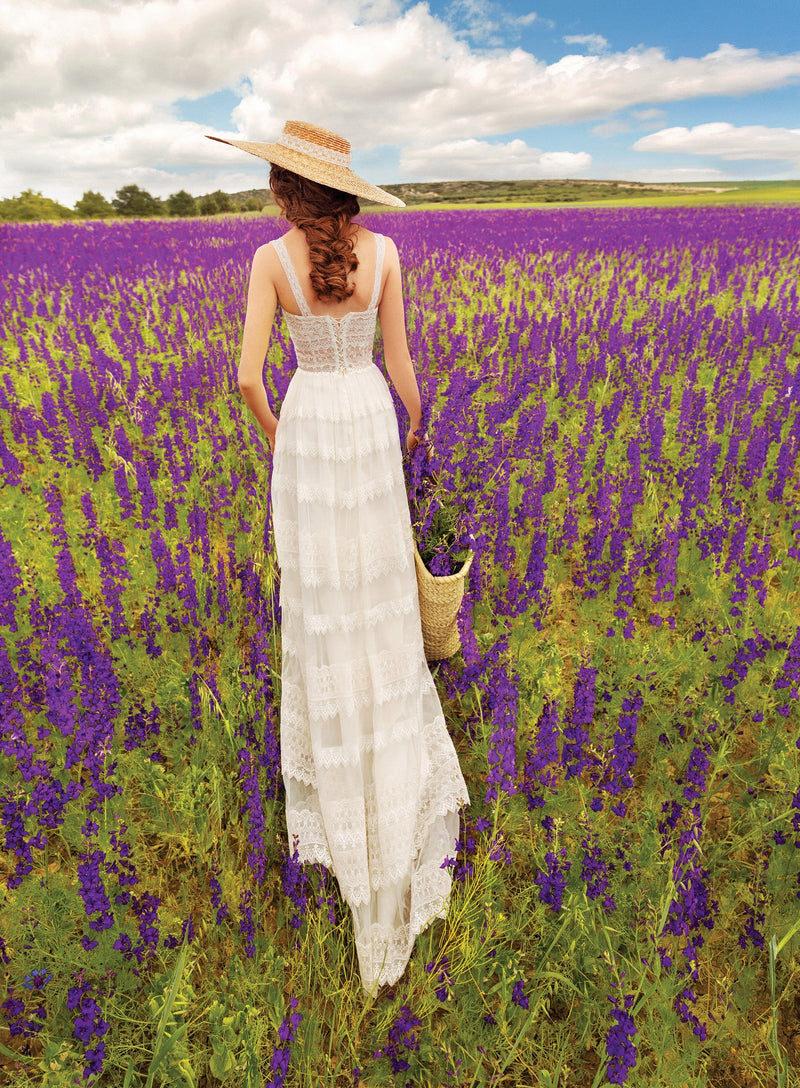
[270,164,360,302]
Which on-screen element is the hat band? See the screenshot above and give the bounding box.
[276,132,350,168]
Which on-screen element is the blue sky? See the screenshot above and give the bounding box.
[2,0,799,202]
[433,0,799,60]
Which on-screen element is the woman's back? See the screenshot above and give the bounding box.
[270,230,386,375]
[273,225,386,320]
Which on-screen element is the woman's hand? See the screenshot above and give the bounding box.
[406,427,432,455]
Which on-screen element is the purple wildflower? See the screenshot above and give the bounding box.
[425,954,453,1001]
[605,993,637,1084]
[521,700,560,809]
[535,848,571,912]
[281,843,309,931]
[375,1004,422,1074]
[238,889,255,958]
[511,978,529,1010]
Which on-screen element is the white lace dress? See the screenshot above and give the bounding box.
[270,231,470,994]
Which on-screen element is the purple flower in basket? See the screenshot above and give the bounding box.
[405,439,471,577]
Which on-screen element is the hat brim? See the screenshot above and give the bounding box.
[205,135,405,208]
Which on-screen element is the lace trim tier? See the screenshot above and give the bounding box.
[282,671,436,728]
[275,428,396,463]
[276,521,412,591]
[272,464,405,509]
[280,555,412,593]
[307,640,425,698]
[281,393,395,423]
[301,645,430,722]
[277,519,410,562]
[281,694,446,781]
[281,590,418,636]
[281,721,423,783]
[286,779,466,907]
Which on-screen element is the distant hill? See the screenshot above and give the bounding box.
[374,178,740,205]
[229,178,799,210]
[228,188,275,210]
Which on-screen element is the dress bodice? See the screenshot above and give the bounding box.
[272,233,385,374]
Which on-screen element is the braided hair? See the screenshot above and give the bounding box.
[269,164,360,302]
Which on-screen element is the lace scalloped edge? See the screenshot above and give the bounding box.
[309,670,433,722]
[291,842,331,867]
[280,665,434,723]
[278,551,412,590]
[274,431,396,463]
[282,710,449,782]
[287,788,469,907]
[281,591,417,636]
[272,467,404,508]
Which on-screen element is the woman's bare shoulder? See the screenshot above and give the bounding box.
[359,224,396,244]
[355,224,394,243]
[381,233,400,267]
[252,236,287,266]
[255,227,300,253]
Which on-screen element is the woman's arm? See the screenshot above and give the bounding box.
[378,237,423,451]
[238,244,280,452]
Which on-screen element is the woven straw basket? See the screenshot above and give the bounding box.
[414,545,474,661]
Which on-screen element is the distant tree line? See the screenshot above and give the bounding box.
[0,185,267,222]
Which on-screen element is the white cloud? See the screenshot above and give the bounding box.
[592,118,631,138]
[633,122,800,163]
[232,33,800,149]
[0,0,293,117]
[400,137,591,180]
[632,108,666,121]
[2,0,800,201]
[0,115,267,204]
[563,33,608,54]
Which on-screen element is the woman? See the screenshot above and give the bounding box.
[206,120,469,995]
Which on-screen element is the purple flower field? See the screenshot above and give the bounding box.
[1,205,799,1086]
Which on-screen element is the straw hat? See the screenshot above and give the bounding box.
[205,120,405,208]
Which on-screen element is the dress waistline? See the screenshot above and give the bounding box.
[297,359,374,374]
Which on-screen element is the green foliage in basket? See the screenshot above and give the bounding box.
[407,446,472,576]
[418,489,471,575]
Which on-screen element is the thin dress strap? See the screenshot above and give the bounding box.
[272,237,313,317]
[369,234,386,310]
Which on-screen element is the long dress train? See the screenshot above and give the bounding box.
[270,231,470,994]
